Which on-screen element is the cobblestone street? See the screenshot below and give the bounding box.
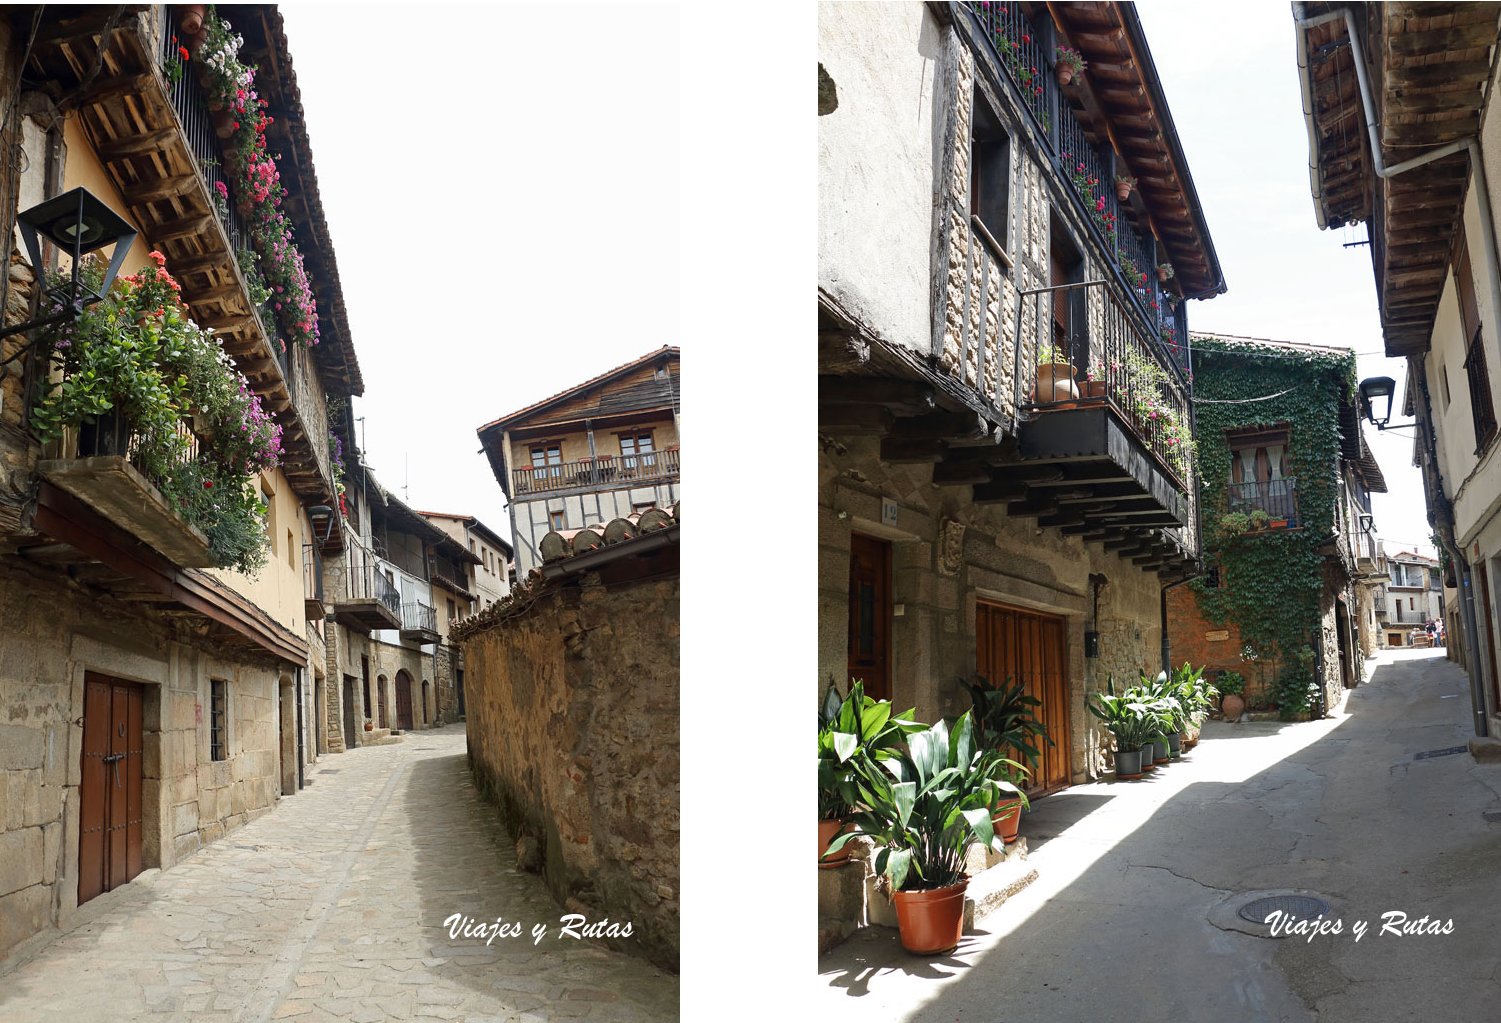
[0,726,678,1023]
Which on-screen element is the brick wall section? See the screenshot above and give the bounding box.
[459,570,679,971]
[1166,586,1278,704]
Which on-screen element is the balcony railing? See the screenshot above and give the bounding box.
[1225,478,1300,526]
[512,448,681,497]
[329,562,401,618]
[401,601,437,635]
[964,1,1180,367]
[428,557,471,595]
[1386,609,1429,625]
[1028,286,1191,487]
[303,542,323,602]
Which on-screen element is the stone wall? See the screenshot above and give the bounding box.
[459,569,679,970]
[818,434,1164,784]
[0,559,285,957]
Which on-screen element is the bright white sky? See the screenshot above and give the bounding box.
[1138,0,1437,559]
[277,4,679,533]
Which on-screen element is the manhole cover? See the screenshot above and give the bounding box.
[1238,894,1331,924]
[1414,746,1468,761]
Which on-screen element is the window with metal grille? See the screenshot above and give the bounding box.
[970,87,1011,255]
[1464,328,1497,451]
[210,679,227,761]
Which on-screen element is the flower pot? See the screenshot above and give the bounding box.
[1115,747,1143,779]
[1056,67,1075,87]
[1116,183,1132,202]
[1158,267,1171,283]
[1083,380,1107,399]
[1151,737,1171,764]
[184,27,207,57]
[1269,518,1289,529]
[991,798,1023,845]
[893,879,970,955]
[363,721,373,732]
[1139,755,1156,772]
[1033,363,1079,403]
[818,818,853,868]
[1222,693,1245,722]
[212,108,235,139]
[1166,732,1183,758]
[179,4,206,35]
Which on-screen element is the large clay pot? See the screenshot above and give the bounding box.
[818,818,852,868]
[179,4,206,35]
[991,798,1023,845]
[1222,693,1246,723]
[893,878,970,955]
[1056,67,1075,87]
[1115,747,1143,779]
[1034,363,1079,403]
[1116,182,1133,202]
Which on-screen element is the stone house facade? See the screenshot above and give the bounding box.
[0,5,360,956]
[477,346,680,579]
[451,513,680,971]
[818,1,1223,795]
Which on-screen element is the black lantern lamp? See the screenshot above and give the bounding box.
[307,504,337,543]
[1357,375,1398,429]
[1,187,137,338]
[1358,512,1375,534]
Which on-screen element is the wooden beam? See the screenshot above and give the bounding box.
[972,478,1030,504]
[879,437,945,464]
[123,174,199,206]
[72,72,155,110]
[818,376,935,413]
[931,457,998,485]
[819,404,892,435]
[96,126,179,161]
[152,213,215,244]
[818,331,870,374]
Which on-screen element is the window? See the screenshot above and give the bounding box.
[287,529,295,569]
[1454,223,1497,451]
[1225,426,1295,523]
[262,485,275,545]
[210,680,227,761]
[549,511,566,531]
[447,599,456,621]
[619,431,655,469]
[970,88,1010,254]
[530,443,564,478]
[632,501,656,515]
[468,539,475,555]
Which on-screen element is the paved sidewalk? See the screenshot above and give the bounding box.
[818,649,1501,1021]
[0,725,678,1023]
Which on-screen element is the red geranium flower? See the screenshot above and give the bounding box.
[203,480,214,489]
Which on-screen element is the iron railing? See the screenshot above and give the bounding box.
[328,562,401,618]
[1029,285,1192,487]
[401,601,437,634]
[1225,478,1300,525]
[428,557,471,594]
[964,1,1179,365]
[1387,609,1430,625]
[72,410,205,493]
[512,448,681,497]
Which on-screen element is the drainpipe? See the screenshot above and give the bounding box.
[295,666,306,790]
[1295,5,1495,735]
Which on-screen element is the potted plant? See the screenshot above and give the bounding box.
[364,719,374,732]
[817,679,920,867]
[1055,46,1086,86]
[1082,360,1108,399]
[1247,509,1271,532]
[1168,662,1215,749]
[1125,674,1176,765]
[1115,174,1137,202]
[1087,678,1152,779]
[962,676,1050,843]
[831,712,1004,955]
[1157,263,1175,283]
[1219,511,1250,540]
[1034,343,1079,403]
[1218,670,1246,722]
[1268,515,1289,529]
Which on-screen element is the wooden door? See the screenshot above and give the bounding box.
[847,534,892,701]
[1479,562,1499,711]
[395,673,414,731]
[342,676,358,748]
[79,673,144,905]
[377,681,389,729]
[976,601,1072,794]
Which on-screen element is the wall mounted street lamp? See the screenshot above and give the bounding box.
[1358,512,1375,534]
[1,187,137,339]
[1357,375,1422,432]
[307,505,337,543]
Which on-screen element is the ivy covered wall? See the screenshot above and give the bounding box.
[1185,336,1357,718]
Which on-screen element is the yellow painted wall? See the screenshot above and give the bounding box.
[208,467,308,632]
[61,116,152,274]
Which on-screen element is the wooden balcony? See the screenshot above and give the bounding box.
[303,543,325,620]
[37,456,213,568]
[22,7,337,512]
[511,449,681,499]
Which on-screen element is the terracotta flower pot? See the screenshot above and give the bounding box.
[893,878,970,955]
[818,818,853,868]
[179,4,206,35]
[1158,267,1171,283]
[211,108,235,139]
[1056,67,1074,87]
[1034,363,1079,403]
[1083,380,1107,399]
[1222,693,1245,722]
[363,721,373,732]
[1116,183,1132,202]
[991,798,1023,845]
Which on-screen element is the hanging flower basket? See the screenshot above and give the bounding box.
[1115,174,1137,202]
[179,4,206,36]
[1056,46,1086,87]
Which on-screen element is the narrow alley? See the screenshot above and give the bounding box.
[0,727,678,1023]
[818,649,1501,1021]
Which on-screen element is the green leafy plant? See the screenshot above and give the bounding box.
[1273,646,1319,720]
[832,711,1008,892]
[31,254,280,574]
[1248,509,1271,531]
[1219,511,1250,539]
[1217,670,1246,697]
[1087,676,1153,753]
[817,679,920,821]
[961,675,1052,771]
[1055,46,1086,75]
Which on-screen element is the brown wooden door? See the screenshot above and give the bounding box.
[1479,562,1499,711]
[847,534,892,701]
[976,601,1072,794]
[395,673,414,731]
[377,679,389,729]
[79,673,144,905]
